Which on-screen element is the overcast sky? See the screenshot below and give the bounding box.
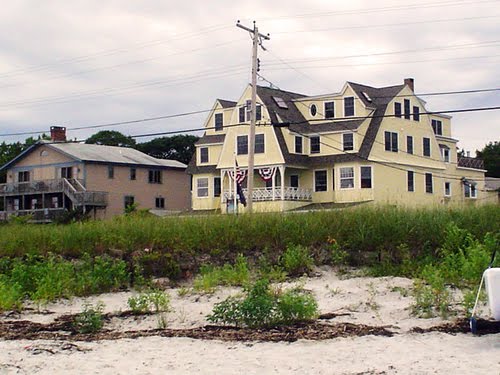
[0,0,498,153]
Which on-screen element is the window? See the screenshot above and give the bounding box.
[423,138,431,157]
[310,104,317,117]
[332,169,335,190]
[61,167,72,179]
[404,99,411,119]
[239,106,245,123]
[197,178,209,197]
[384,131,398,152]
[200,147,209,163]
[407,136,414,154]
[51,196,59,208]
[360,166,372,188]
[441,146,450,162]
[256,105,262,121]
[18,171,30,182]
[310,136,320,154]
[343,133,354,151]
[130,168,136,180]
[255,134,265,154]
[295,136,303,154]
[394,102,402,118]
[324,102,335,119]
[340,167,354,189]
[108,166,114,179]
[214,113,223,131]
[155,197,165,209]
[124,195,135,209]
[243,100,262,121]
[413,106,420,121]
[444,182,451,197]
[273,96,288,109]
[237,135,248,155]
[214,177,221,197]
[344,97,354,117]
[431,119,443,135]
[425,173,433,193]
[148,170,162,184]
[314,170,327,192]
[464,183,477,198]
[290,175,299,188]
[407,171,415,192]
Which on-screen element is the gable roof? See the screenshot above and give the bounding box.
[217,99,237,109]
[1,141,186,171]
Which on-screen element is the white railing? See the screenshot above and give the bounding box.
[223,187,312,202]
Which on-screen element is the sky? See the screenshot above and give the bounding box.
[0,0,498,153]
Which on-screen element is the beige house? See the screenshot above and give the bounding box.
[0,127,190,221]
[187,78,495,213]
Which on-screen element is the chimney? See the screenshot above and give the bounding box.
[404,78,414,92]
[50,126,67,142]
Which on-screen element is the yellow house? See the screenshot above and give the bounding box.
[0,127,190,221]
[187,78,494,213]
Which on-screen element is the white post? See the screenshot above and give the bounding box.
[280,166,285,201]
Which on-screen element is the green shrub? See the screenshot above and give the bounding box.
[0,278,23,312]
[193,254,250,293]
[207,279,318,328]
[74,302,105,334]
[280,245,314,276]
[411,266,452,319]
[127,290,170,314]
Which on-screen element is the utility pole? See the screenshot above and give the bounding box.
[236,20,269,213]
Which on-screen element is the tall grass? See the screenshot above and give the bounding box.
[0,206,497,262]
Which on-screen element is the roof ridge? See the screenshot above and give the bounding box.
[256,85,307,98]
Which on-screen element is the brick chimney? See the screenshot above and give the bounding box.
[404,78,414,92]
[50,126,67,142]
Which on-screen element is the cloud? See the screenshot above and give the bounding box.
[0,0,498,153]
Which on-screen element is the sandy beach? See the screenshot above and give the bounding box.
[1,268,499,374]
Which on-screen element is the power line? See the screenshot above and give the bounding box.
[273,15,500,34]
[0,24,232,80]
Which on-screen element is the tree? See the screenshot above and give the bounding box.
[85,130,136,147]
[136,135,199,165]
[476,141,500,177]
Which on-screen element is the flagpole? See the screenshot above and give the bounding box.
[234,135,238,214]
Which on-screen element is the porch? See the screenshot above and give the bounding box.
[0,178,108,222]
[222,186,312,202]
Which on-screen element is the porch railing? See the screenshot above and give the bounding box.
[223,187,312,202]
[0,208,67,222]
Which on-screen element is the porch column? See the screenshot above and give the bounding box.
[220,169,224,205]
[272,168,276,201]
[280,165,285,201]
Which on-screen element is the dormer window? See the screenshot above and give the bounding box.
[310,104,317,117]
[324,102,335,119]
[214,113,223,131]
[432,119,443,135]
[200,147,209,163]
[343,133,354,151]
[394,102,402,118]
[344,97,354,117]
[241,101,262,122]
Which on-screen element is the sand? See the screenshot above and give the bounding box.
[1,267,499,374]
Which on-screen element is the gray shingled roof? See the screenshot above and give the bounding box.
[195,134,226,145]
[217,99,237,109]
[47,142,186,168]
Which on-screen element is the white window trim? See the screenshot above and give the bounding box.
[314,169,328,192]
[255,133,265,154]
[342,132,355,152]
[310,135,321,154]
[196,178,209,198]
[424,172,433,194]
[344,96,355,117]
[214,113,223,131]
[324,101,335,119]
[339,166,355,189]
[444,182,451,197]
[464,183,478,199]
[360,165,373,189]
[199,147,209,164]
[294,135,303,154]
[407,170,415,192]
[441,148,450,163]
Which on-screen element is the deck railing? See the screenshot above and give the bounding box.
[223,187,312,202]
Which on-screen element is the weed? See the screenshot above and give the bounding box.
[177,287,190,297]
[127,290,170,314]
[327,237,349,266]
[207,279,318,328]
[74,302,105,334]
[156,313,168,329]
[280,245,314,277]
[365,283,380,311]
[411,270,452,319]
[193,254,250,293]
[390,286,410,298]
[0,278,23,312]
